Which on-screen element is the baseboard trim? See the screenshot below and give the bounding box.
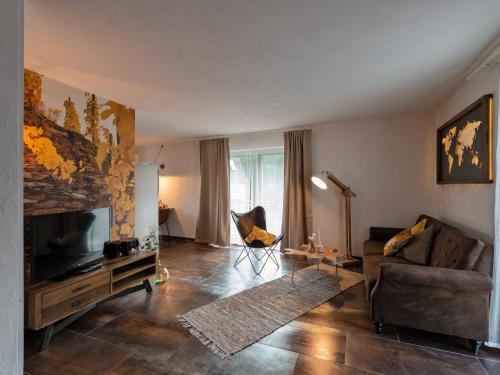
[161,235,195,242]
[485,341,500,349]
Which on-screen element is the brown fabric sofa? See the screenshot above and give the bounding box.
[363,214,494,353]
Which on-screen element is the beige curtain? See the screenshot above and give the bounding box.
[281,130,313,249]
[196,138,230,246]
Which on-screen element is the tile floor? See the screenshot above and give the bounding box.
[24,241,500,375]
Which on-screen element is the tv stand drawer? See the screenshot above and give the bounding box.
[41,285,110,326]
[42,272,111,309]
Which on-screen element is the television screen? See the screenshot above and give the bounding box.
[31,207,110,283]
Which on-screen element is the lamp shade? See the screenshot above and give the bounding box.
[311,175,327,190]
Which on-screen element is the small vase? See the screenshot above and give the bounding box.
[153,259,169,286]
[308,239,316,253]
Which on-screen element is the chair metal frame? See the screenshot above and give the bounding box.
[231,209,284,275]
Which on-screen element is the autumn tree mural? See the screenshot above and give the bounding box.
[23,69,136,283]
[101,100,136,238]
[24,69,43,114]
[63,97,81,133]
[84,92,103,144]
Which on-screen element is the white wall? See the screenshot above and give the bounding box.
[0,0,23,373]
[135,163,159,243]
[432,68,499,243]
[311,114,436,256]
[137,142,200,238]
[311,67,500,257]
[230,132,284,151]
[138,116,438,255]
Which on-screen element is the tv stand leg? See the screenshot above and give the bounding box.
[143,279,153,293]
[40,324,54,351]
[39,304,95,352]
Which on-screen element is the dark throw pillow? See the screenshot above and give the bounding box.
[398,225,434,265]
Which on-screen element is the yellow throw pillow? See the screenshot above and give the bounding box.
[411,218,426,236]
[383,229,412,256]
[383,219,427,256]
[244,225,276,246]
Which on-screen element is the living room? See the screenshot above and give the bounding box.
[1,1,500,374]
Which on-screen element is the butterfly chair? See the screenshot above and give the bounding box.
[231,206,284,275]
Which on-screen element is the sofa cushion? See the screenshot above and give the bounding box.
[397,225,435,265]
[363,240,385,256]
[369,227,405,242]
[475,243,494,275]
[416,214,446,230]
[457,239,485,271]
[363,255,415,294]
[430,227,478,269]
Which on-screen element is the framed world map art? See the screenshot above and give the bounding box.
[437,94,493,184]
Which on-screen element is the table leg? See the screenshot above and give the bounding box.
[336,264,340,286]
[291,260,296,281]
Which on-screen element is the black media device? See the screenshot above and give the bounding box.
[31,207,111,283]
[120,238,139,256]
[103,238,139,259]
[103,240,121,259]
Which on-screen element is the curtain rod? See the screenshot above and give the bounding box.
[196,126,315,142]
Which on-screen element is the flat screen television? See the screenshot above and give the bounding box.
[31,207,110,283]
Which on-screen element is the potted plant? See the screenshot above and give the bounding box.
[141,225,169,285]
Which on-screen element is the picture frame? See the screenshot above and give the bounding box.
[436,94,494,184]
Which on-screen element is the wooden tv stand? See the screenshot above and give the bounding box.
[25,251,157,351]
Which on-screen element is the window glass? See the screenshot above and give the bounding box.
[230,148,284,244]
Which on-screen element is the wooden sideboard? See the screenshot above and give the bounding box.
[25,251,157,350]
[159,207,172,238]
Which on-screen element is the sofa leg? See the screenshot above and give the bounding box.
[375,322,383,334]
[470,340,483,355]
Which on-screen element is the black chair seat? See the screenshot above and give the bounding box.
[231,206,284,275]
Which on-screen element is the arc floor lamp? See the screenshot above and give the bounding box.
[311,171,361,267]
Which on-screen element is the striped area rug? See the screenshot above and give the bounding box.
[177,264,364,359]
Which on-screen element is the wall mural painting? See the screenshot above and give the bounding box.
[24,69,136,240]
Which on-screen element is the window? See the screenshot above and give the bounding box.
[230,147,284,244]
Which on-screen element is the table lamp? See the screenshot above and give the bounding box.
[311,171,360,267]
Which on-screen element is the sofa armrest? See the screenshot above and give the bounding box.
[369,227,404,242]
[376,263,493,292]
[370,263,492,341]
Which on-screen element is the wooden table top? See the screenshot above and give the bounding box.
[282,245,346,266]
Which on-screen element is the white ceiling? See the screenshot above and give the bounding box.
[25,0,500,145]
